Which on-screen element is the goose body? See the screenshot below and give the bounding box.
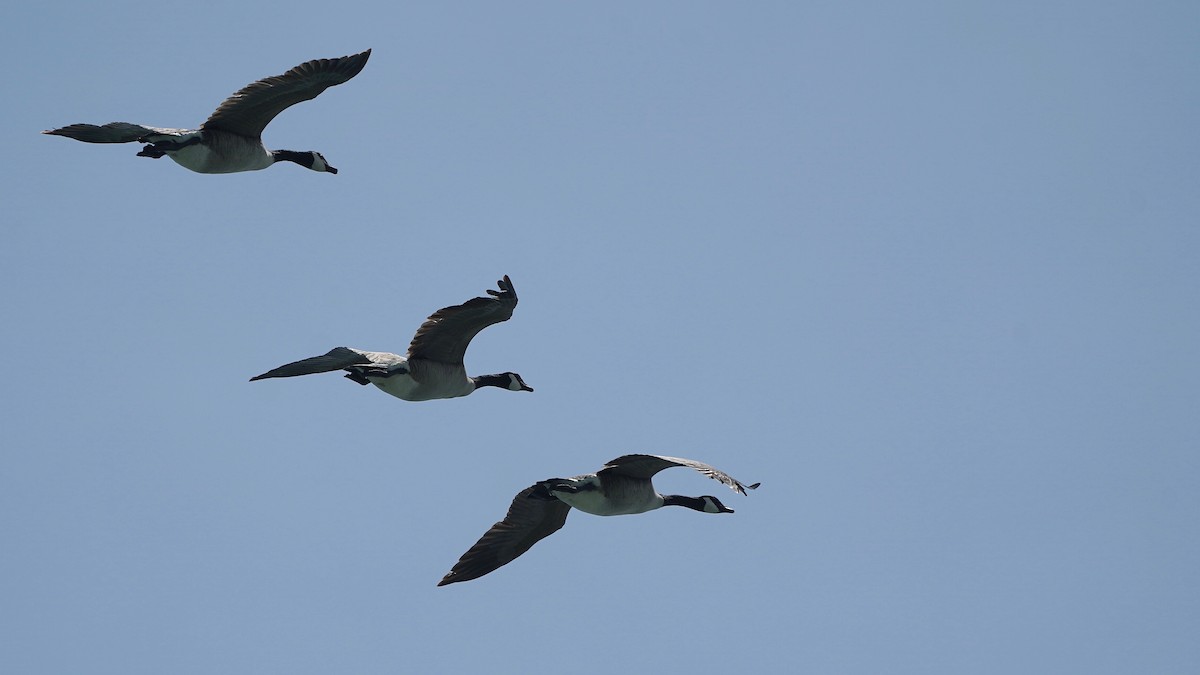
[250,276,532,402]
[44,49,370,174]
[438,454,759,586]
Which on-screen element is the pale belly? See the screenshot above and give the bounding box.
[367,371,474,402]
[553,480,662,516]
[167,136,273,174]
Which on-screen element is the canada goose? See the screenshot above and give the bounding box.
[43,49,371,174]
[251,275,532,401]
[438,454,759,586]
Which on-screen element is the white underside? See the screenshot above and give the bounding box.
[161,132,274,174]
[552,476,664,516]
[365,361,475,402]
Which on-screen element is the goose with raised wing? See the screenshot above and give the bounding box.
[251,275,532,401]
[44,49,371,174]
[438,454,759,586]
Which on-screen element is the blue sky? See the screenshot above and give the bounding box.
[3,1,1198,673]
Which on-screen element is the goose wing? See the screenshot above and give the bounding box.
[438,484,571,586]
[600,454,761,495]
[202,49,371,138]
[249,346,386,381]
[42,122,189,143]
[406,275,519,366]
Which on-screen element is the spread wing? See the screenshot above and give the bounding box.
[202,49,371,138]
[438,484,571,586]
[600,454,761,495]
[42,122,189,143]
[249,347,393,381]
[407,275,519,365]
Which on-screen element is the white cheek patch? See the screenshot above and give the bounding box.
[508,373,522,390]
[310,153,328,171]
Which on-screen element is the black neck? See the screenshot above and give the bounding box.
[472,373,511,389]
[272,149,312,168]
[662,494,707,511]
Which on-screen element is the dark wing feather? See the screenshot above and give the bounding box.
[42,122,188,143]
[438,485,570,586]
[407,276,518,365]
[249,347,373,381]
[202,49,371,138]
[600,454,761,495]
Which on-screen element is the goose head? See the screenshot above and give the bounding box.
[308,151,337,174]
[272,149,338,173]
[505,372,534,392]
[471,372,534,393]
[700,495,735,514]
[660,494,736,513]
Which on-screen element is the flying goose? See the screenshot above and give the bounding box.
[43,49,371,174]
[251,275,532,401]
[438,454,759,586]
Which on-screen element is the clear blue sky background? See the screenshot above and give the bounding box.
[3,1,1198,673]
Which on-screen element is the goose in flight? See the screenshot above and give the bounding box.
[44,49,371,174]
[438,454,759,586]
[251,275,532,401]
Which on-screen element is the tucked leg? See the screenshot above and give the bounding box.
[343,371,372,385]
[136,135,202,158]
